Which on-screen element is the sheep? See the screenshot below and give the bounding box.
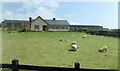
[98,46,107,52]
[70,41,77,45]
[71,44,78,51]
[69,41,78,51]
[83,34,86,38]
[65,39,69,42]
[59,38,63,42]
[72,35,74,37]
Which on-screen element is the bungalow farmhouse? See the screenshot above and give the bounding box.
[2,16,103,32]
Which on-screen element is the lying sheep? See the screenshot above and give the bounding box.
[71,44,78,51]
[59,38,63,42]
[98,46,107,52]
[69,41,78,51]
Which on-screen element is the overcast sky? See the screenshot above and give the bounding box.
[1,0,119,29]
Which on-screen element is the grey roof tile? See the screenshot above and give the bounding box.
[45,20,70,25]
[3,20,28,23]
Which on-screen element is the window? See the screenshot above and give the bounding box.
[34,25,39,29]
[56,26,60,29]
[61,26,65,29]
[65,26,68,29]
[51,26,55,29]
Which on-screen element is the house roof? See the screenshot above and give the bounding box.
[45,20,70,25]
[31,16,49,25]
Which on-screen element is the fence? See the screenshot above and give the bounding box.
[0,59,119,71]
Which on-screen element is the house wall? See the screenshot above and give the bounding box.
[48,25,70,31]
[31,18,48,31]
[48,29,70,31]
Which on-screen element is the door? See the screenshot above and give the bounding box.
[43,25,48,31]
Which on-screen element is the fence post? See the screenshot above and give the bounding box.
[11,59,19,71]
[74,62,80,71]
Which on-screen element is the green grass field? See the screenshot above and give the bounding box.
[2,31,118,69]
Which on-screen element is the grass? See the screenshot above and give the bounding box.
[2,30,118,69]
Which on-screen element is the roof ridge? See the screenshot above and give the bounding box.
[45,19,66,20]
[4,19,28,21]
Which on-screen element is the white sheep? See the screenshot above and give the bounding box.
[65,39,69,42]
[59,38,63,42]
[72,35,74,37]
[98,46,107,52]
[71,44,78,51]
[83,34,86,38]
[70,41,77,45]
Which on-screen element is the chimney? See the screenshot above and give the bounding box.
[29,17,32,22]
[53,18,56,20]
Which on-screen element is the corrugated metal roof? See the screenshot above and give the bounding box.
[45,20,70,25]
[3,20,28,23]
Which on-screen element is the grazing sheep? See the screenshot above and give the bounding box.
[72,35,75,38]
[70,41,77,45]
[65,39,69,42]
[83,35,86,38]
[98,46,107,52]
[71,44,78,51]
[59,38,63,42]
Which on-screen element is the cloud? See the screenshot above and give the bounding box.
[45,1,59,8]
[2,9,28,20]
[1,0,119,2]
[2,1,59,20]
[1,0,48,2]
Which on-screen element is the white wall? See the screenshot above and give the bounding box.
[31,17,47,31]
[48,29,69,31]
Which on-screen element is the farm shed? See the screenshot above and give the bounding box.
[1,20,30,30]
[70,25,103,32]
